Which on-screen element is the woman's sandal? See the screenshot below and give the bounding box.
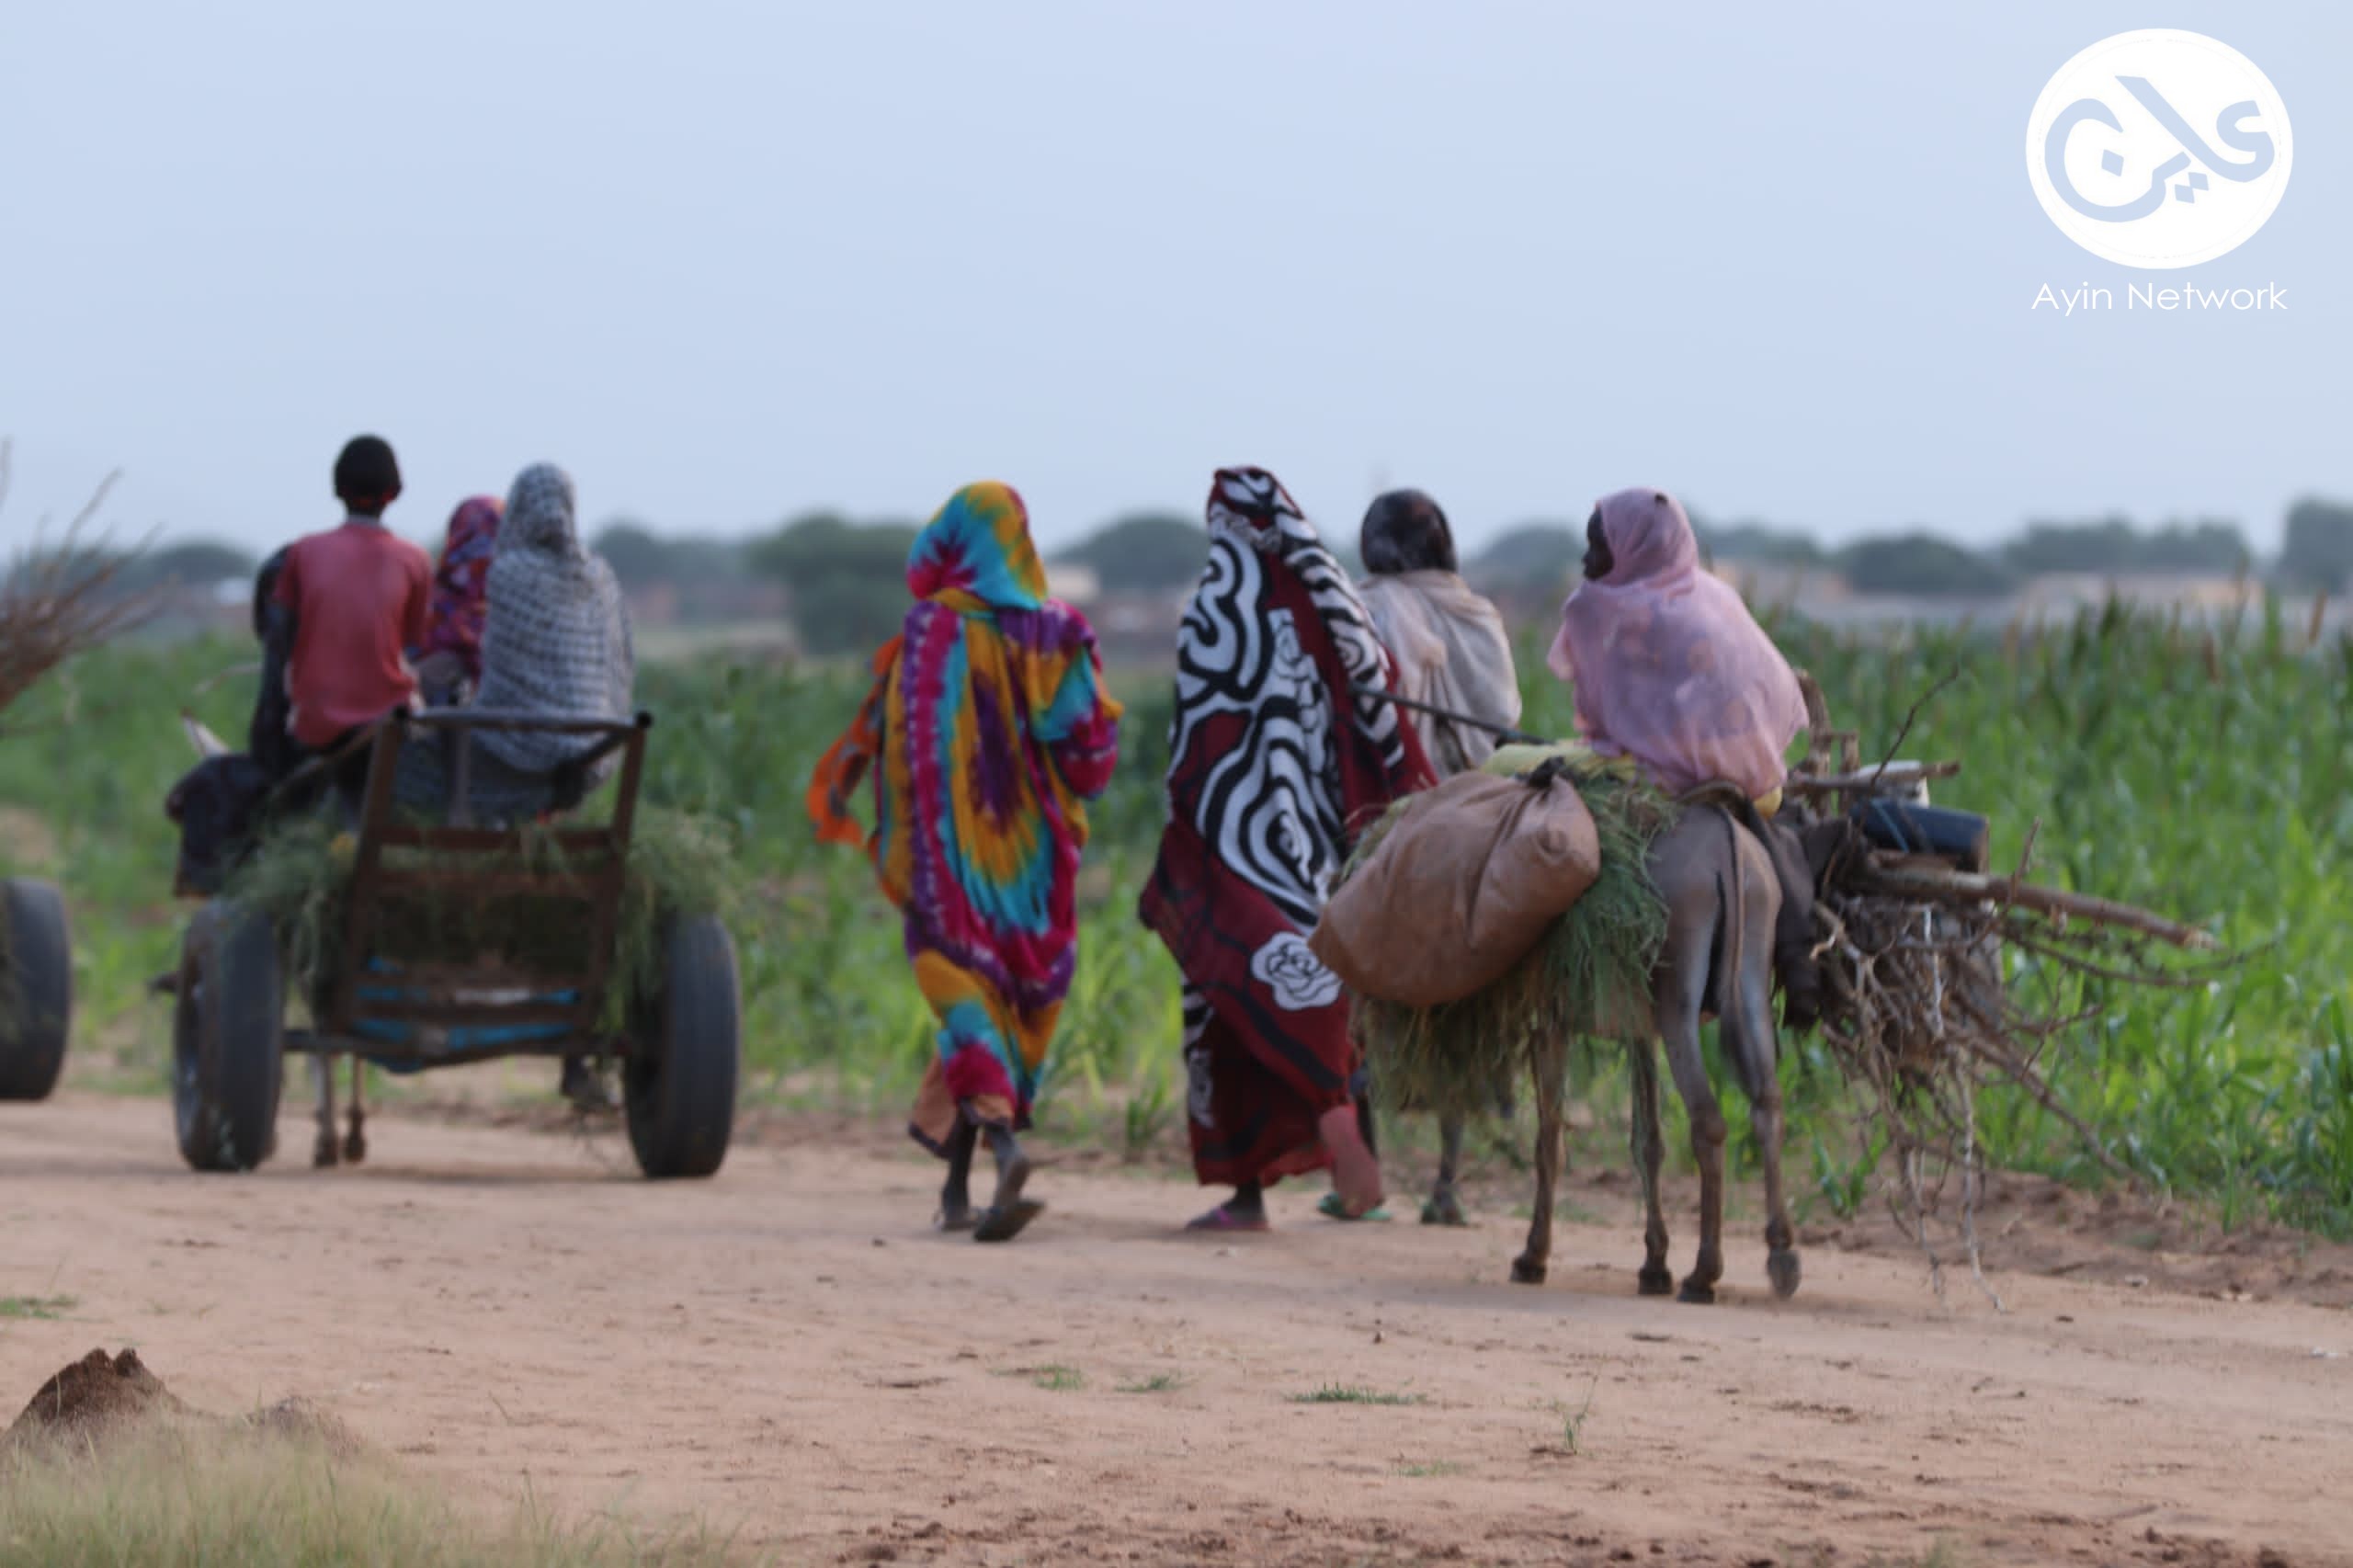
[1185,1202,1271,1233]
[972,1200,1045,1243]
[1317,1192,1392,1223]
[972,1153,1040,1243]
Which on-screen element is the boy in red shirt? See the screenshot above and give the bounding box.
[271,436,432,798]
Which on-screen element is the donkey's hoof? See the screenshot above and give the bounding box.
[1677,1278,1717,1305]
[1637,1267,1675,1297]
[342,1130,368,1165]
[1421,1188,1470,1228]
[1767,1247,1802,1299]
[311,1133,339,1170]
[1510,1256,1548,1286]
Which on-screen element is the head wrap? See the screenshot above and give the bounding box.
[469,463,634,775]
[905,481,1049,613]
[416,495,503,679]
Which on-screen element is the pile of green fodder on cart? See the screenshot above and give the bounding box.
[1336,745,1678,1126]
[222,806,741,1034]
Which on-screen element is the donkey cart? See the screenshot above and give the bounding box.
[170,709,739,1178]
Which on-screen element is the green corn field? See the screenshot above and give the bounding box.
[3,601,2347,1235]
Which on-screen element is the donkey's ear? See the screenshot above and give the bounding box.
[1796,818,1853,886]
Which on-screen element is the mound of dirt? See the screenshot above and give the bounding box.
[8,1349,188,1442]
[242,1397,362,1457]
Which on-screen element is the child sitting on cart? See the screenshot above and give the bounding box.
[270,436,433,805]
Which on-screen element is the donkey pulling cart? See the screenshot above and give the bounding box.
[170,708,741,1179]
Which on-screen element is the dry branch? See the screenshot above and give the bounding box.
[0,440,151,719]
[1853,856,2217,950]
[1784,762,1962,796]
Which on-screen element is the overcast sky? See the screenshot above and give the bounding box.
[0,2,2342,556]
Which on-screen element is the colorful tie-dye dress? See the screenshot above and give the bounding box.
[810,483,1123,1153]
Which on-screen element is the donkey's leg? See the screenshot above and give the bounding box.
[1660,998,1727,1304]
[309,1053,339,1169]
[1627,1039,1673,1296]
[1723,943,1798,1299]
[1425,1114,1470,1227]
[1511,1041,1566,1284]
[343,1058,369,1165]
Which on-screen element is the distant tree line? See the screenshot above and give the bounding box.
[101,494,2353,655]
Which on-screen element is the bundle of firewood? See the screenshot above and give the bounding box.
[1781,678,2218,1303]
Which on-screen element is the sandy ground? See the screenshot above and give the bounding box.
[1,1093,2349,1567]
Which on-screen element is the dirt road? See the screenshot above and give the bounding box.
[1,1094,2347,1566]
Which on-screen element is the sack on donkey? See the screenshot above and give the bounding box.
[1310,766,1601,1010]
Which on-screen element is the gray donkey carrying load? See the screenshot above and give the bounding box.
[1324,676,2214,1304]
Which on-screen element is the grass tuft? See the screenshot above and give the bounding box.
[0,1296,76,1322]
[0,1417,749,1566]
[1114,1373,1184,1394]
[1549,1376,1598,1455]
[1288,1385,1427,1407]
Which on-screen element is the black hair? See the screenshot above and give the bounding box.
[333,435,402,505]
[250,547,289,640]
[1359,489,1458,575]
[1582,507,1614,581]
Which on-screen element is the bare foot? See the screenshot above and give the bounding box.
[1317,1105,1384,1215]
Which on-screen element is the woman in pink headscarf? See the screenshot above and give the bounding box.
[1546,487,1804,808]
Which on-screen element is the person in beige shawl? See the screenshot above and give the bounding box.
[1356,490,1523,774]
[1356,488,1523,1225]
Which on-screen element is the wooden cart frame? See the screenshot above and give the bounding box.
[171,708,740,1178]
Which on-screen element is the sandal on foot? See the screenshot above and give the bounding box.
[1318,1192,1392,1222]
[1185,1203,1270,1233]
[973,1199,1044,1243]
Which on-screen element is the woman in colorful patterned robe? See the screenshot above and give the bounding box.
[1140,467,1436,1231]
[811,482,1122,1243]
[410,495,502,708]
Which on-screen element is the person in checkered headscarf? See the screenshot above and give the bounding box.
[392,463,634,825]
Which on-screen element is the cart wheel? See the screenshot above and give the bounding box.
[624,912,739,1179]
[173,901,285,1172]
[0,880,73,1101]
